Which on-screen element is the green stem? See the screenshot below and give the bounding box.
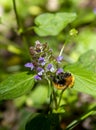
[12,0,30,58]
[26,26,34,32]
[46,78,58,111]
[52,88,58,110]
[65,109,96,130]
[46,78,53,113]
[57,87,67,108]
[12,0,20,29]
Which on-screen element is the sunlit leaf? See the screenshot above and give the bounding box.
[34,12,76,36]
[0,72,35,100]
[65,50,96,97]
[71,29,96,61]
[78,50,96,72]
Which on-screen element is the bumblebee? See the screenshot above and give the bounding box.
[52,72,74,90]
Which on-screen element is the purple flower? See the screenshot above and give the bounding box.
[38,57,45,66]
[56,56,63,63]
[47,64,55,72]
[37,67,44,75]
[24,62,34,70]
[47,64,52,70]
[56,68,63,75]
[34,75,41,80]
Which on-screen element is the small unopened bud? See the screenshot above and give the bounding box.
[69,28,78,36]
[35,40,42,52]
[29,47,35,55]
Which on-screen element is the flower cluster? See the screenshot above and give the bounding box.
[24,40,64,81]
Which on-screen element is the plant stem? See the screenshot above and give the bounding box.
[46,78,52,113]
[58,87,67,108]
[59,44,65,56]
[65,108,96,130]
[12,0,30,58]
[59,40,68,57]
[12,0,20,29]
[46,77,58,110]
[52,88,58,110]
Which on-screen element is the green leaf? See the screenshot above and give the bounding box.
[72,29,96,60]
[65,65,96,97]
[65,50,96,97]
[0,72,35,100]
[34,12,76,36]
[78,49,96,72]
[26,85,49,107]
[25,113,60,130]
